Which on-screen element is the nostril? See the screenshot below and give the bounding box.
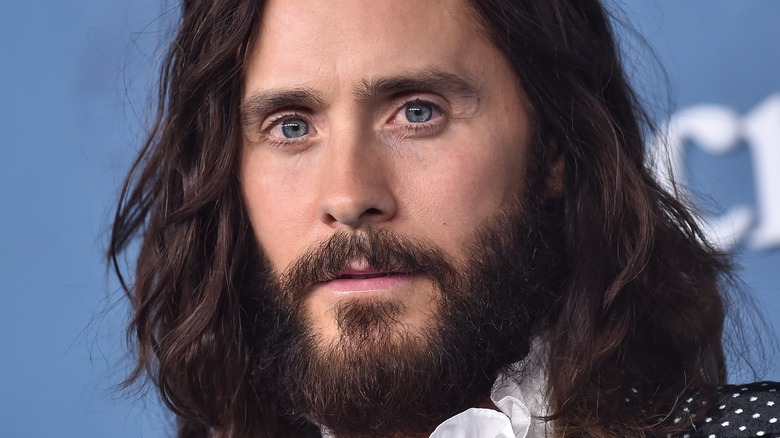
[363,207,383,217]
[323,205,391,228]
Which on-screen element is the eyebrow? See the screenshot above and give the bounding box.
[241,88,326,125]
[355,68,481,103]
[240,68,481,124]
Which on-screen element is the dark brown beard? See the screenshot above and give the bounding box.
[252,196,564,438]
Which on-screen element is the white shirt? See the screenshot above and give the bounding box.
[429,359,549,438]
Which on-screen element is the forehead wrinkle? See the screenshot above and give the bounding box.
[353,68,482,104]
[241,87,326,124]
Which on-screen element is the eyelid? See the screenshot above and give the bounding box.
[260,109,311,133]
[257,110,317,148]
[392,92,447,110]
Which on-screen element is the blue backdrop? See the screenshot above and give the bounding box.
[1,1,777,437]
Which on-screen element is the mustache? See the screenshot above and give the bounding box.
[277,228,455,300]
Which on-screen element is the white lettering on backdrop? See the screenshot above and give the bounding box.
[651,94,780,251]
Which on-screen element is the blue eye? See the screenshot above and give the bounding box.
[404,102,434,123]
[280,118,309,138]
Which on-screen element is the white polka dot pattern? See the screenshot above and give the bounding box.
[684,381,780,437]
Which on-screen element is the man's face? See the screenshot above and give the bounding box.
[240,0,533,347]
[240,1,565,434]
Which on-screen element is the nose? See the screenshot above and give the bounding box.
[317,130,397,229]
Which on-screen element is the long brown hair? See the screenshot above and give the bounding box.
[110,0,731,436]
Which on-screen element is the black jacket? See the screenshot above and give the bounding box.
[684,381,780,437]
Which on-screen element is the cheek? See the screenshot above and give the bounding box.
[405,137,528,258]
[241,155,316,271]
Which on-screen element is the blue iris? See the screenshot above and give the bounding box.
[281,118,309,138]
[405,102,433,123]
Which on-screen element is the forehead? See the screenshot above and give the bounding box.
[244,0,504,96]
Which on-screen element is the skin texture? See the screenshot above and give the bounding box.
[240,0,534,350]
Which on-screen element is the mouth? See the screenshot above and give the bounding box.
[318,260,416,294]
[325,259,411,281]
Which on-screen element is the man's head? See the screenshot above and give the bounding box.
[238,3,564,433]
[111,0,730,436]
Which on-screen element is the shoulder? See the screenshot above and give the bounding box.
[684,381,780,438]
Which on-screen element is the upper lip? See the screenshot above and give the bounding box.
[325,260,408,281]
[337,270,391,279]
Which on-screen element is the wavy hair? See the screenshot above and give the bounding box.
[110,0,731,436]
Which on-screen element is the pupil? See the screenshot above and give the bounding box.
[281,119,308,139]
[405,103,433,123]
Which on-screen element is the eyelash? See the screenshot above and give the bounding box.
[258,98,446,147]
[260,111,312,147]
[391,98,445,136]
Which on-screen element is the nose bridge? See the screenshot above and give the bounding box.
[317,125,396,228]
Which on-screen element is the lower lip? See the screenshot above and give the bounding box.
[320,273,416,295]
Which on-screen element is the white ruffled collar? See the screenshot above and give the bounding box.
[429,356,549,438]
